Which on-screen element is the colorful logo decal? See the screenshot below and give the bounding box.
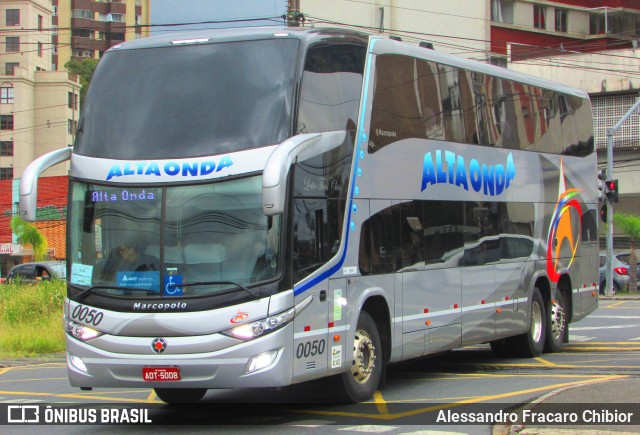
[421,150,516,196]
[151,338,167,354]
[546,161,582,282]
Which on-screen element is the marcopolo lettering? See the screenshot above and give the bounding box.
[106,156,234,181]
[133,302,187,311]
[421,150,516,196]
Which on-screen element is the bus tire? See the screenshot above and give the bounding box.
[511,287,546,357]
[154,388,207,404]
[545,290,567,353]
[331,311,382,403]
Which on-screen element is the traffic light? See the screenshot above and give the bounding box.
[605,179,619,203]
[597,170,607,202]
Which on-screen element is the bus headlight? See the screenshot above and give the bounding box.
[222,295,313,341]
[66,319,103,341]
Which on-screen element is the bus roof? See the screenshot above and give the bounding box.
[110,26,588,100]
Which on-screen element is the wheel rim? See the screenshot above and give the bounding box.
[550,299,566,341]
[351,329,376,384]
[531,300,543,343]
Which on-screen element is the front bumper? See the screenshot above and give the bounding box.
[66,324,294,389]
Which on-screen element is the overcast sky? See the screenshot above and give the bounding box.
[150,0,288,33]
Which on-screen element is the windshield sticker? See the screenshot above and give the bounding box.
[116,271,160,291]
[106,156,233,181]
[421,150,516,196]
[164,273,183,296]
[70,263,93,286]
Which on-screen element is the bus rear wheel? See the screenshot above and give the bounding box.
[330,311,382,403]
[544,291,567,353]
[154,388,207,404]
[511,287,546,357]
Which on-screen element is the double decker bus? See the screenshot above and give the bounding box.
[20,27,598,404]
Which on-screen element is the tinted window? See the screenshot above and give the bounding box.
[359,200,534,274]
[75,39,299,159]
[369,54,593,156]
[296,44,365,134]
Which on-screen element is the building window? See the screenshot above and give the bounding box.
[53,6,58,17]
[38,15,43,31]
[68,92,78,110]
[1,87,14,104]
[6,37,20,53]
[38,42,43,57]
[0,168,13,180]
[590,13,606,35]
[5,62,19,75]
[555,8,567,32]
[1,115,14,130]
[111,14,125,23]
[68,119,77,135]
[72,9,93,19]
[0,141,13,156]
[6,9,20,26]
[534,5,546,29]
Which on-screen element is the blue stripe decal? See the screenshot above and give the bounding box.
[293,39,378,296]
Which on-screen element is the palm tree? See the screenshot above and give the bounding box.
[10,217,48,261]
[613,212,640,293]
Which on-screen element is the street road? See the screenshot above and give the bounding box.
[0,298,639,433]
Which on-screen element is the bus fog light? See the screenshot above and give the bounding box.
[246,350,279,374]
[68,353,88,374]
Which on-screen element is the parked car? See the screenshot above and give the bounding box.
[599,253,640,294]
[5,261,66,283]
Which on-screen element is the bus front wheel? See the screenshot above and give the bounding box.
[331,311,383,403]
[154,388,207,404]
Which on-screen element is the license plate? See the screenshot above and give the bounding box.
[143,367,181,382]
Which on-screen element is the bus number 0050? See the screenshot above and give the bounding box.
[296,339,326,359]
[71,305,104,326]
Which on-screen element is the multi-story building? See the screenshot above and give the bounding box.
[52,0,150,70]
[489,0,640,221]
[0,0,150,276]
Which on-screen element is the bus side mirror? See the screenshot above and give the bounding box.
[19,147,72,221]
[262,130,346,216]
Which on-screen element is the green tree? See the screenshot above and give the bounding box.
[64,58,99,103]
[613,212,640,293]
[10,217,48,261]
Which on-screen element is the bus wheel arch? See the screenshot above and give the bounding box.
[330,295,390,402]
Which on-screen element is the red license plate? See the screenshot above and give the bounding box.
[143,367,181,382]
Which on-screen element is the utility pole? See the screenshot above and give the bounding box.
[604,98,640,295]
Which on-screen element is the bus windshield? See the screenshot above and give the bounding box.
[68,176,281,298]
[74,38,299,159]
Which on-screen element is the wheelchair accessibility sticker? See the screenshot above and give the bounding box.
[164,269,183,296]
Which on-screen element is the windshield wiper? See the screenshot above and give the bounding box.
[75,285,160,301]
[172,280,261,299]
